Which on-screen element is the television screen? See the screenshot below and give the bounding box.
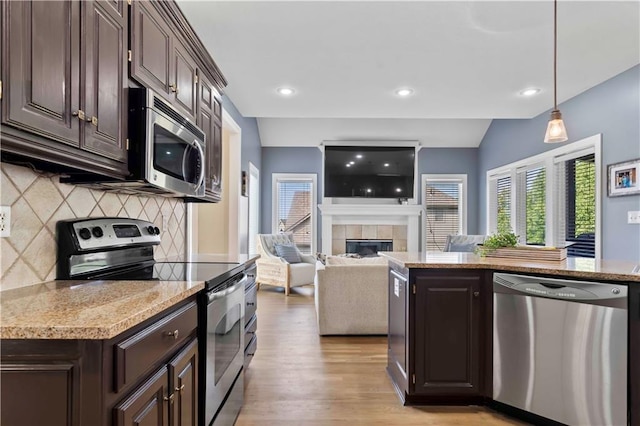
[324,146,415,198]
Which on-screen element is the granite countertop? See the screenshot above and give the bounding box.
[0,279,204,340]
[379,252,640,282]
[158,253,260,264]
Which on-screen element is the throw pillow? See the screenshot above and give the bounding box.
[274,244,301,264]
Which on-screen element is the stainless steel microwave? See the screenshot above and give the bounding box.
[127,88,206,197]
[64,88,207,197]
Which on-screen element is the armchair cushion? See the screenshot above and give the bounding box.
[274,244,301,264]
[289,262,317,286]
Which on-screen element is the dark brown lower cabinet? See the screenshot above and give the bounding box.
[115,338,198,426]
[0,298,198,426]
[387,268,491,405]
[413,273,482,397]
[630,285,640,426]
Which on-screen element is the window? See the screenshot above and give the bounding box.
[556,153,596,257]
[422,175,466,251]
[272,174,317,254]
[486,134,601,258]
[516,166,546,245]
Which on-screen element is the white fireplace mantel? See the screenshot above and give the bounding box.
[318,203,423,254]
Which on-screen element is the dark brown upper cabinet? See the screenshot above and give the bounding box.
[173,39,198,120]
[83,0,128,162]
[1,0,129,176]
[130,0,172,97]
[131,0,198,122]
[196,71,222,202]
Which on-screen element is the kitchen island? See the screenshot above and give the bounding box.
[379,252,640,426]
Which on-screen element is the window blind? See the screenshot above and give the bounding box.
[276,180,313,253]
[496,176,512,234]
[424,180,462,251]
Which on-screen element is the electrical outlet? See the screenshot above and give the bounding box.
[0,206,11,237]
[628,211,640,224]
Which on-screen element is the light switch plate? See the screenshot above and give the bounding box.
[0,206,11,237]
[628,211,640,224]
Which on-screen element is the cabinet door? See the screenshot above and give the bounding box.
[83,0,127,161]
[196,72,222,200]
[172,40,197,120]
[130,0,172,97]
[630,285,640,426]
[413,273,481,396]
[1,362,80,426]
[3,0,80,145]
[387,268,408,389]
[114,367,169,426]
[168,339,198,426]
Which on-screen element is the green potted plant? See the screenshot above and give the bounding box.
[476,231,519,257]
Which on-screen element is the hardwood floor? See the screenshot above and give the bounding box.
[236,285,525,425]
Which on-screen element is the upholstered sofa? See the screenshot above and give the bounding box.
[315,256,388,335]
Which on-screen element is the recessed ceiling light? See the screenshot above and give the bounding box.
[349,161,355,165]
[396,188,402,193]
[346,164,351,167]
[395,88,414,97]
[519,88,541,97]
[356,154,363,159]
[384,163,390,167]
[277,87,295,96]
[366,188,372,193]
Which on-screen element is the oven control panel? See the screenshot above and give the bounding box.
[62,218,161,251]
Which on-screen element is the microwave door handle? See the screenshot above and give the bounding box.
[193,140,206,189]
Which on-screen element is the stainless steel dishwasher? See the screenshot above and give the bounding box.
[493,273,627,426]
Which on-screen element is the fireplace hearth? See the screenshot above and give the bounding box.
[346,239,393,256]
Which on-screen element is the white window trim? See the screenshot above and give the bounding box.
[485,134,602,259]
[271,173,318,254]
[421,174,468,251]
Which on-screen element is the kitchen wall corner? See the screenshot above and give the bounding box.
[0,162,186,291]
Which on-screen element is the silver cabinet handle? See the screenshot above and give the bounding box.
[165,329,179,339]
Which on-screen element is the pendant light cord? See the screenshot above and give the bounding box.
[553,0,558,110]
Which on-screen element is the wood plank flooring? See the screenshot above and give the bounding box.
[236,286,525,425]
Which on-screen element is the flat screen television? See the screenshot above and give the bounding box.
[324,146,415,198]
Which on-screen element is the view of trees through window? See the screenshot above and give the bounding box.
[424,179,463,251]
[565,154,596,257]
[525,167,546,245]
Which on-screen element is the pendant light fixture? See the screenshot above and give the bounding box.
[544,0,568,143]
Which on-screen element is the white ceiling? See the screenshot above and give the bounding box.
[177,1,639,147]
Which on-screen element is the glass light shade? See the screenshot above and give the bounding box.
[544,109,568,143]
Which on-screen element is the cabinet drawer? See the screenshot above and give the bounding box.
[114,301,197,392]
[245,315,257,349]
[245,283,257,324]
[244,335,257,370]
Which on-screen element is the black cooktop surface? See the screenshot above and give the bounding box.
[97,262,243,289]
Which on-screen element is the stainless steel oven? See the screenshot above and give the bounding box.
[203,272,246,426]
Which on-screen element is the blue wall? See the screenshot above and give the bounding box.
[260,146,480,252]
[261,147,324,246]
[222,95,262,173]
[478,65,640,261]
[418,148,480,234]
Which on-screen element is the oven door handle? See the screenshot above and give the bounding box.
[207,276,247,303]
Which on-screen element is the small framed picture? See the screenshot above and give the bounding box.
[607,158,640,197]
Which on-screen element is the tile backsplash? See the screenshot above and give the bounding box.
[0,163,186,291]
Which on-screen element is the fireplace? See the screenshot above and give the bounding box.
[346,239,393,257]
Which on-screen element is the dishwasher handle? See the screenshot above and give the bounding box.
[494,272,627,309]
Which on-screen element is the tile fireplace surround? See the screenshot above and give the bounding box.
[318,204,422,255]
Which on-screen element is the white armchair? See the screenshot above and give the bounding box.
[255,234,317,296]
